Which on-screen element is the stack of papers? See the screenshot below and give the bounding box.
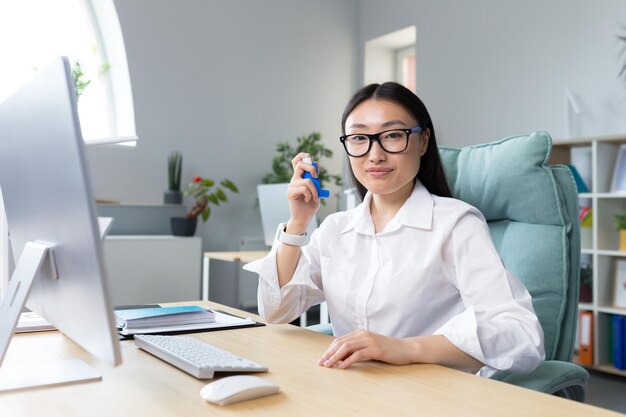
[114,305,258,336]
[115,306,215,335]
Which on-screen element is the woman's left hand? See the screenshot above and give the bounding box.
[317,329,415,369]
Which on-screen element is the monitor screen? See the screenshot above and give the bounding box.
[0,57,121,389]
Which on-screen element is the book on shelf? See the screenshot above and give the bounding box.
[611,144,626,193]
[614,260,626,309]
[579,207,592,226]
[566,164,589,193]
[612,315,626,370]
[579,263,592,303]
[569,146,592,192]
[578,311,593,365]
[114,305,259,336]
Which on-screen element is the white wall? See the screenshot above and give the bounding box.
[86,0,358,250]
[86,1,626,252]
[358,0,626,146]
[364,44,395,85]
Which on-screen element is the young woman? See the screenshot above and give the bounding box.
[244,82,544,377]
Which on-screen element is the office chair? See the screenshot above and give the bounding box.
[438,131,588,401]
[309,131,589,401]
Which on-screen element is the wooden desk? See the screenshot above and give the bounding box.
[1,301,621,417]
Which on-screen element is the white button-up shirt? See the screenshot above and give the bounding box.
[244,181,545,376]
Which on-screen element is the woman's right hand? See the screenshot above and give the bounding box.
[286,153,321,234]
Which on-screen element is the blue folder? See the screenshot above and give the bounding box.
[115,305,206,322]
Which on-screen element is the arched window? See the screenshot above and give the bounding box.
[0,0,136,144]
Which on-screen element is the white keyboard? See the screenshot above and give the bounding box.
[134,334,268,379]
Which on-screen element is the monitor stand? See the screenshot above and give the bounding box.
[0,242,101,392]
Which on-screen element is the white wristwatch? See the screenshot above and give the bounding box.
[276,223,308,247]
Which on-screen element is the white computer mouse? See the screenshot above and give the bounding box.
[200,375,279,406]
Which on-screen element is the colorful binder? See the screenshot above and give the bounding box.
[578,311,593,365]
[613,315,626,370]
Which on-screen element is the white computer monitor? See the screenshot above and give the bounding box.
[257,183,318,246]
[0,56,122,391]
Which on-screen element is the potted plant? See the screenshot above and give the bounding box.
[259,132,342,206]
[170,176,239,236]
[164,151,183,204]
[261,132,343,196]
[615,210,626,251]
[257,132,342,244]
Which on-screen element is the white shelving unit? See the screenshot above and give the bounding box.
[552,134,626,376]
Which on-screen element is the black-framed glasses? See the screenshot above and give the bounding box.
[339,126,423,157]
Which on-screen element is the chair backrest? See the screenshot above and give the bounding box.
[439,132,580,362]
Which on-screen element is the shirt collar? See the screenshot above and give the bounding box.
[341,180,434,235]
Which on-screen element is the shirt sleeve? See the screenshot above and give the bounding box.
[434,210,545,377]
[242,226,325,324]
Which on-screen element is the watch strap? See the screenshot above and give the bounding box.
[276,223,308,247]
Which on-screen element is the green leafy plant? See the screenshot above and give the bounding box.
[168,151,183,191]
[615,211,626,230]
[71,60,91,100]
[262,132,342,202]
[185,176,239,222]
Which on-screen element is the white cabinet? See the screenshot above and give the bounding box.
[553,135,626,376]
[103,236,201,307]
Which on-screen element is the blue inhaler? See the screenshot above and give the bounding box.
[302,156,330,199]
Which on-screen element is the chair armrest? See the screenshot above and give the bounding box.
[491,360,589,402]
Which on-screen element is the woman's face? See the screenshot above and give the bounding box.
[344,99,429,199]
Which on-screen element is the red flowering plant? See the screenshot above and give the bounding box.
[185,176,239,222]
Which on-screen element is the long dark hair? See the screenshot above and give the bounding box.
[341,82,452,200]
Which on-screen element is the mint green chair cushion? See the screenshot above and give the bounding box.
[440,131,588,400]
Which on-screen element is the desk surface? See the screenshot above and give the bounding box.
[204,251,269,263]
[2,301,621,417]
